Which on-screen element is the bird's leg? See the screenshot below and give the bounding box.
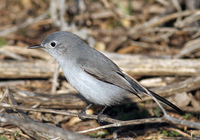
[97,106,107,123]
[78,104,92,120]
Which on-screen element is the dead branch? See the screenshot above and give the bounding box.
[174,38,200,58]
[129,10,199,36]
[0,112,92,140]
[0,60,55,78]
[0,103,117,123]
[7,88,41,138]
[7,87,30,119]
[1,103,200,133]
[1,55,200,78]
[0,45,51,60]
[9,76,200,112]
[78,115,200,133]
[0,50,27,61]
[0,12,49,36]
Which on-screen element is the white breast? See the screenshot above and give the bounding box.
[60,61,129,106]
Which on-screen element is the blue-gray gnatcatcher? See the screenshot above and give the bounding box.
[28,31,184,121]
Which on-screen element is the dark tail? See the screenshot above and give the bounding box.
[122,73,185,115]
[148,89,185,115]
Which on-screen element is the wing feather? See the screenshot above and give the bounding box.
[76,57,141,99]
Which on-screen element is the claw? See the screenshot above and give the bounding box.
[97,106,107,123]
[78,104,92,121]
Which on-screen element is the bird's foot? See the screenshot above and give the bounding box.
[97,113,105,123]
[78,104,92,121]
[78,110,87,121]
[97,106,108,123]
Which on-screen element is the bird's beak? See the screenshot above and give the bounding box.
[28,44,44,49]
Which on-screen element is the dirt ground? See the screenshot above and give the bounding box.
[0,0,200,139]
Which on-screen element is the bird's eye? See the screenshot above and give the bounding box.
[50,42,56,47]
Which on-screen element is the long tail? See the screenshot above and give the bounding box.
[123,72,185,115]
[148,89,185,115]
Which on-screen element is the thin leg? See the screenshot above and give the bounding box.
[97,106,107,123]
[78,104,92,120]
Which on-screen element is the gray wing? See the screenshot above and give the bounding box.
[76,51,185,115]
[76,51,141,99]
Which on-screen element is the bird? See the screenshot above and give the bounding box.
[28,31,184,121]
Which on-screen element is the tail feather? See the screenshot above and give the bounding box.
[122,72,185,115]
[148,89,185,115]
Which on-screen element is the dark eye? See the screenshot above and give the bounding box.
[50,42,56,47]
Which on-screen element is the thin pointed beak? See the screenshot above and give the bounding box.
[28,45,44,49]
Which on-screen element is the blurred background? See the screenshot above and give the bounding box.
[0,0,200,139]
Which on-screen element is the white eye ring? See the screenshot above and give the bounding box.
[50,42,56,47]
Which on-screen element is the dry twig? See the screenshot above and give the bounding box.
[0,112,92,140]
[1,102,200,134]
[0,12,49,36]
